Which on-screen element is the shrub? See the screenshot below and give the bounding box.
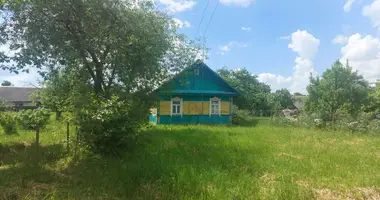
[77,96,149,156]
[17,108,51,148]
[18,108,51,130]
[232,105,256,125]
[0,112,17,135]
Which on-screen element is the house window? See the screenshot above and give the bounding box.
[210,97,221,115]
[171,97,182,116]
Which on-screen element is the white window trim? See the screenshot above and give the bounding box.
[170,97,183,117]
[209,97,221,116]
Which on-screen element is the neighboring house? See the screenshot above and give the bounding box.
[293,95,306,110]
[0,87,40,109]
[153,60,239,125]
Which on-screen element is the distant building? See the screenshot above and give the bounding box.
[293,95,306,110]
[152,60,239,125]
[0,87,41,110]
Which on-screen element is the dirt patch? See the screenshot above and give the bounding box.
[375,152,380,159]
[314,188,380,200]
[278,152,304,160]
[344,139,366,146]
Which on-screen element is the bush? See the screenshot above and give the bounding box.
[18,108,51,130]
[77,96,149,156]
[232,105,256,125]
[0,112,17,135]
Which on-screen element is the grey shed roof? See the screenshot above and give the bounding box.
[0,87,40,102]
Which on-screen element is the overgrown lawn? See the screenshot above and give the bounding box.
[1,122,380,199]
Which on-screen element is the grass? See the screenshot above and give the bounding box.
[1,120,380,199]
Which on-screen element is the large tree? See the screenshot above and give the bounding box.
[0,0,201,154]
[217,68,272,116]
[270,88,295,110]
[306,60,369,129]
[0,0,199,98]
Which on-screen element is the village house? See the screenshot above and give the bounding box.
[0,87,40,110]
[153,60,239,125]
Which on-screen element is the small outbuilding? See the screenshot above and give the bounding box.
[153,60,239,125]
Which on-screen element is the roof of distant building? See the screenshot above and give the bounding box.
[0,87,40,102]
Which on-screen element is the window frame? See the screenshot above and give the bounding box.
[170,97,183,116]
[209,97,221,116]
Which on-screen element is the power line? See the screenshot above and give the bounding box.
[203,0,219,37]
[195,0,210,38]
[200,0,219,59]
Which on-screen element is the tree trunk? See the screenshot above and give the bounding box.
[56,111,62,120]
[331,111,335,130]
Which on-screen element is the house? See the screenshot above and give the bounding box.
[153,60,239,124]
[0,87,40,110]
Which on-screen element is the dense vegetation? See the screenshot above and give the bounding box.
[0,0,200,155]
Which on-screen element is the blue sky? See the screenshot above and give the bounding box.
[1,0,380,93]
[163,0,380,93]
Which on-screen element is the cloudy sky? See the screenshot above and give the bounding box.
[1,0,380,93]
[165,0,380,93]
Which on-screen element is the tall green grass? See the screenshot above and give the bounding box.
[1,122,380,199]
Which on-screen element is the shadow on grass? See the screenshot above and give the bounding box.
[59,127,272,199]
[1,127,275,199]
[0,143,67,199]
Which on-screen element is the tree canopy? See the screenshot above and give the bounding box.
[1,80,12,86]
[217,68,273,115]
[306,60,369,128]
[0,0,199,98]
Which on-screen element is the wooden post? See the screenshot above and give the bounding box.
[35,127,40,149]
[74,126,79,159]
[66,120,70,152]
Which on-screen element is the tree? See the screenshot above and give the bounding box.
[217,68,272,116]
[0,0,199,97]
[0,0,200,154]
[18,108,50,151]
[1,80,12,86]
[270,89,295,110]
[306,60,369,129]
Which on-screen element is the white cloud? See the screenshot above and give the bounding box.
[340,33,380,82]
[258,73,292,91]
[287,30,320,93]
[218,41,248,55]
[362,0,380,29]
[332,34,349,44]
[219,0,255,7]
[344,0,356,12]
[241,26,252,31]
[173,18,191,28]
[288,30,320,59]
[262,30,320,93]
[158,0,196,13]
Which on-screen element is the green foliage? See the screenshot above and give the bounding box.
[217,68,272,115]
[232,105,256,125]
[77,96,149,156]
[0,112,17,135]
[269,88,295,110]
[18,108,51,130]
[306,60,369,128]
[1,80,12,86]
[0,0,199,96]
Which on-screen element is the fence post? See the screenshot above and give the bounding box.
[66,120,70,152]
[74,126,79,160]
